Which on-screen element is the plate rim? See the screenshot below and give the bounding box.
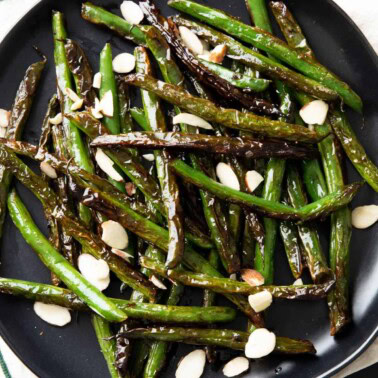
[0,0,377,377]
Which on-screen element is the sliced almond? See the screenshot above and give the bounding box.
[65,87,81,103]
[91,98,103,119]
[351,205,378,229]
[208,44,227,64]
[229,273,237,280]
[179,26,203,55]
[216,162,240,191]
[0,127,7,138]
[248,291,273,313]
[78,253,110,281]
[293,278,303,286]
[223,357,249,377]
[142,153,155,162]
[0,109,10,127]
[40,161,57,179]
[101,220,129,249]
[111,248,134,262]
[49,112,63,125]
[33,302,71,327]
[150,275,167,290]
[172,113,213,130]
[99,90,114,117]
[241,269,264,287]
[120,1,144,25]
[112,53,136,74]
[93,72,102,89]
[245,328,276,359]
[95,148,124,182]
[197,52,211,61]
[166,48,171,61]
[71,98,84,111]
[245,170,264,193]
[299,100,329,125]
[176,349,206,378]
[125,182,136,196]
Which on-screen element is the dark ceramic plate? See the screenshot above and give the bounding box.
[0,0,377,377]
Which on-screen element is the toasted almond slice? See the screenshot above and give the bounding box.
[33,302,71,327]
[197,52,211,61]
[150,275,167,290]
[241,269,264,287]
[299,100,329,125]
[101,220,129,249]
[245,170,264,193]
[0,127,7,138]
[0,109,10,127]
[208,44,227,64]
[216,162,240,191]
[176,349,206,378]
[120,1,144,25]
[40,161,58,179]
[111,248,134,262]
[229,273,237,281]
[91,98,103,119]
[99,90,114,117]
[351,205,378,229]
[248,291,273,313]
[172,113,213,130]
[112,53,136,74]
[179,26,203,55]
[223,357,249,377]
[95,148,124,182]
[245,328,276,359]
[71,98,84,111]
[166,48,171,60]
[49,112,63,125]
[93,72,102,89]
[65,87,81,103]
[92,275,111,291]
[142,153,155,161]
[78,253,110,281]
[293,278,303,286]
[125,182,136,196]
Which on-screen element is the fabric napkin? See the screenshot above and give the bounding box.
[0,0,377,377]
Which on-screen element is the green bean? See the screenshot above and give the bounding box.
[301,159,328,202]
[92,315,123,378]
[245,0,272,32]
[198,59,270,92]
[172,16,337,101]
[124,74,323,144]
[91,132,318,160]
[169,0,362,112]
[135,46,184,269]
[120,326,316,354]
[130,107,149,130]
[169,159,362,221]
[7,190,127,323]
[0,277,235,324]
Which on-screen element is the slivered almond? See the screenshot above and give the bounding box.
[33,302,71,327]
[99,90,114,117]
[150,275,167,290]
[111,248,134,262]
[49,112,63,125]
[125,182,136,196]
[95,148,124,181]
[245,328,276,358]
[120,1,144,25]
[101,220,129,249]
[176,349,206,378]
[0,127,7,138]
[112,53,136,74]
[71,98,84,111]
[223,357,249,377]
[172,113,213,130]
[179,26,203,55]
[40,161,57,179]
[93,72,102,89]
[0,109,10,127]
[248,291,273,313]
[299,100,329,125]
[245,170,264,193]
[293,278,303,286]
[142,153,155,161]
[208,44,227,63]
[351,205,378,229]
[65,87,81,103]
[241,269,264,287]
[216,162,240,191]
[91,98,103,119]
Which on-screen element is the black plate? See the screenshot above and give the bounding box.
[0,0,377,377]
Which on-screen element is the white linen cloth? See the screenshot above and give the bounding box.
[0,0,377,377]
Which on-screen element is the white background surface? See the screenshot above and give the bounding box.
[0,0,377,377]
